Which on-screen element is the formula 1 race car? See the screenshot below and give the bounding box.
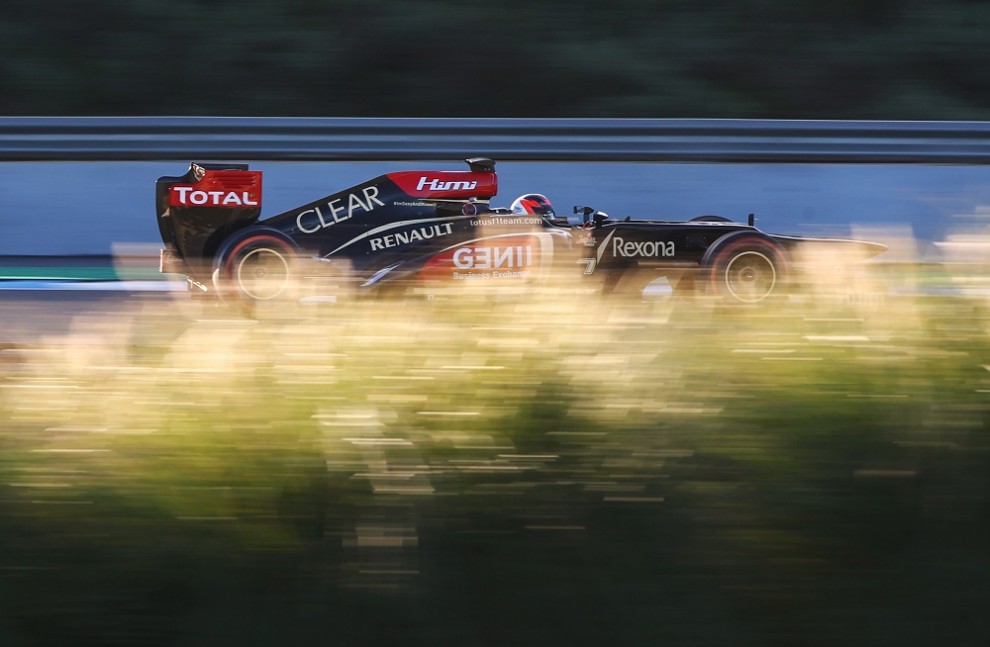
[155,158,887,305]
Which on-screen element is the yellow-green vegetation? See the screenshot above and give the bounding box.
[1,273,989,645]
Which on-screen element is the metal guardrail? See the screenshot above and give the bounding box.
[4,117,990,163]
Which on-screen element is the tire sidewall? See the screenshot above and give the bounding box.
[702,232,788,304]
[214,228,299,304]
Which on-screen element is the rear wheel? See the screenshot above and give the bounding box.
[216,232,299,305]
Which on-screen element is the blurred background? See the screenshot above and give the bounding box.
[3,1,990,646]
[4,0,990,120]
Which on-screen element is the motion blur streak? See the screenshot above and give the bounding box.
[1,249,989,645]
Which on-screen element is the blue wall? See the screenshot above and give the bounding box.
[3,159,987,256]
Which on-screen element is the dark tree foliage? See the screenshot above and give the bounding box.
[3,0,990,119]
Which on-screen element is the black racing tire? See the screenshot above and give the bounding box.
[215,229,299,304]
[702,232,788,304]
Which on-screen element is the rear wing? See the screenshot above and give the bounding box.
[155,163,263,268]
[156,162,260,218]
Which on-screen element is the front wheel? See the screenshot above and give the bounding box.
[703,233,788,304]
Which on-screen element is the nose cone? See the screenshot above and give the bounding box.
[853,239,889,259]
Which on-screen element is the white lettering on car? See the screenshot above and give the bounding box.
[368,223,454,251]
[296,186,385,234]
[171,186,259,207]
[469,217,542,226]
[452,245,534,270]
[611,236,675,258]
[415,177,479,192]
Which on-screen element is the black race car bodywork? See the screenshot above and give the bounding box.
[579,210,887,303]
[155,158,886,305]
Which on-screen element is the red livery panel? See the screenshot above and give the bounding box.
[387,170,498,200]
[169,170,263,208]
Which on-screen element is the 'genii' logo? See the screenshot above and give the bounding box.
[170,186,259,207]
[453,245,533,270]
[612,236,675,258]
[417,177,478,192]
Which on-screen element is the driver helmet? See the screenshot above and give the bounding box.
[510,194,555,220]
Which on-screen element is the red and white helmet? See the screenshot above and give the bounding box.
[510,193,555,220]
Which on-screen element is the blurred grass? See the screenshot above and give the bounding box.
[1,275,989,646]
